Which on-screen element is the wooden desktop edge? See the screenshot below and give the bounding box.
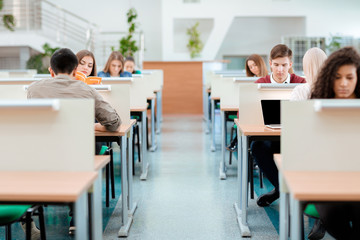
[234,120,281,136]
[94,155,111,171]
[0,171,98,202]
[95,120,136,136]
[220,105,238,111]
[131,106,147,112]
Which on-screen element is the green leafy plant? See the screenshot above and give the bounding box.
[326,34,343,54]
[187,22,203,59]
[26,43,60,73]
[0,0,15,31]
[114,8,139,57]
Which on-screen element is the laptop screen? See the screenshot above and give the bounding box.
[261,100,281,125]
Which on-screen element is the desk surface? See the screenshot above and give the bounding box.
[211,96,220,100]
[234,120,281,136]
[94,155,111,171]
[284,171,360,201]
[274,154,282,170]
[0,171,98,202]
[95,120,136,137]
[131,106,147,112]
[220,105,238,111]
[147,94,156,100]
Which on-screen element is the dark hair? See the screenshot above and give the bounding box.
[50,48,78,75]
[245,54,268,77]
[125,56,135,63]
[311,47,360,99]
[103,51,124,74]
[76,50,97,76]
[270,44,293,60]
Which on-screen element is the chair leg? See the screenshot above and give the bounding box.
[38,206,46,240]
[110,148,115,199]
[136,125,141,163]
[105,163,110,207]
[229,125,235,165]
[5,224,11,240]
[249,155,254,199]
[259,169,264,189]
[146,116,149,150]
[132,126,136,176]
[25,211,32,240]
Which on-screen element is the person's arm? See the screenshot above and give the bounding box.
[92,89,121,132]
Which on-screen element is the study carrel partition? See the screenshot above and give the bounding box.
[0,99,98,239]
[281,100,360,240]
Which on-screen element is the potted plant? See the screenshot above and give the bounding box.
[26,43,60,73]
[113,8,139,58]
[0,0,15,31]
[187,22,203,59]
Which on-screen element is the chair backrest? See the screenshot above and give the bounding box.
[92,79,132,125]
[282,100,360,171]
[238,83,296,125]
[0,99,94,171]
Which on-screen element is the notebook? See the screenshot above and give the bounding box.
[261,99,281,129]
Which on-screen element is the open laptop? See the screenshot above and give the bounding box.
[261,99,281,129]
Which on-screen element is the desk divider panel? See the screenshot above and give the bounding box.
[95,80,131,125]
[0,99,94,171]
[282,100,360,171]
[140,69,164,90]
[0,84,28,99]
[220,77,258,107]
[238,83,295,125]
[132,75,154,99]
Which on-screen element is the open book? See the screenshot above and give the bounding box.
[76,71,102,85]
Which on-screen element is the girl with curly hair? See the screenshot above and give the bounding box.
[311,46,360,99]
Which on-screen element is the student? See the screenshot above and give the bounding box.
[252,44,306,208]
[291,47,327,100]
[27,48,121,235]
[76,49,97,77]
[310,46,360,240]
[245,54,268,77]
[124,56,141,74]
[98,51,132,77]
[226,54,269,152]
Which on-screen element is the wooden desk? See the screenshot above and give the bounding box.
[95,121,136,237]
[283,170,360,240]
[0,171,98,240]
[234,120,281,237]
[94,155,110,171]
[219,105,238,179]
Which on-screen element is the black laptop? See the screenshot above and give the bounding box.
[261,100,281,129]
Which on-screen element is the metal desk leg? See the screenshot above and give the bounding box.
[156,91,161,135]
[234,127,242,220]
[159,89,163,123]
[240,135,251,237]
[205,92,210,134]
[140,110,148,180]
[75,192,89,240]
[150,98,157,152]
[118,136,133,237]
[211,99,216,152]
[219,110,226,179]
[280,191,290,240]
[128,126,137,216]
[92,169,103,240]
[290,196,302,240]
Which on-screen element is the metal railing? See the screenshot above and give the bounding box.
[94,31,145,69]
[0,0,97,51]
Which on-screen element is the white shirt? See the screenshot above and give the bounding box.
[290,83,311,100]
[270,73,290,84]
